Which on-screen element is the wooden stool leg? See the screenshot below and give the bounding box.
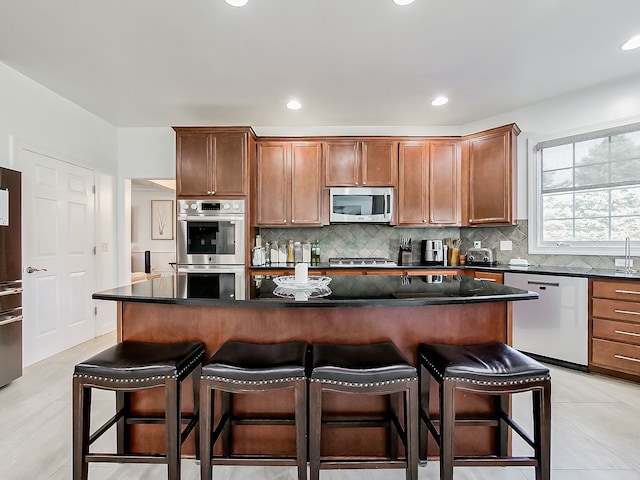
[405,382,419,480]
[295,380,308,480]
[72,378,90,480]
[116,391,130,454]
[389,392,400,459]
[165,378,181,480]
[219,391,232,457]
[534,383,552,480]
[192,367,201,461]
[496,393,509,457]
[309,382,322,480]
[439,380,455,480]
[200,382,213,480]
[418,363,432,463]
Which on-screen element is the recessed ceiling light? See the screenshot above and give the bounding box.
[621,34,640,50]
[393,0,415,5]
[225,0,248,7]
[287,100,302,110]
[431,96,449,106]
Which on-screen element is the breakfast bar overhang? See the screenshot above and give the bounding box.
[93,274,537,460]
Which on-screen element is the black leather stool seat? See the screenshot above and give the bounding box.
[74,341,205,382]
[418,342,550,384]
[202,340,307,383]
[311,342,418,385]
[73,341,205,480]
[417,342,551,480]
[309,342,418,480]
[200,341,309,480]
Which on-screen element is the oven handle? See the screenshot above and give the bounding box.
[177,215,245,222]
[178,266,245,274]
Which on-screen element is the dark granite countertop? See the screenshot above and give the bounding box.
[93,273,537,307]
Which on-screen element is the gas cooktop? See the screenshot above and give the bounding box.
[329,257,398,267]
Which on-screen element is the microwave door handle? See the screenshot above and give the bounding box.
[384,194,388,214]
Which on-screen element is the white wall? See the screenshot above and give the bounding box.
[0,61,119,335]
[116,128,175,283]
[114,73,640,227]
[460,73,640,219]
[131,184,176,275]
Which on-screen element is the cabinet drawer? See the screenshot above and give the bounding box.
[593,319,640,346]
[592,280,640,301]
[592,298,640,323]
[592,338,640,375]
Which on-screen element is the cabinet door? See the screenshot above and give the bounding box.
[397,142,428,225]
[176,133,211,196]
[429,141,460,225]
[324,140,359,186]
[361,140,398,187]
[291,142,323,226]
[212,133,247,196]
[465,124,519,225]
[255,143,289,226]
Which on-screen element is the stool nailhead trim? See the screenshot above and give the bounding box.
[419,352,550,385]
[202,375,306,385]
[310,376,418,388]
[73,350,205,384]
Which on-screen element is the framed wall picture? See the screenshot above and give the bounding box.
[151,200,174,240]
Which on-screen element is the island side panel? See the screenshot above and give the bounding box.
[119,301,509,458]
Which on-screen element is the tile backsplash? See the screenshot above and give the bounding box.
[259,220,622,269]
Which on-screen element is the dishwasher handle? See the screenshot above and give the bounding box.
[527,280,560,289]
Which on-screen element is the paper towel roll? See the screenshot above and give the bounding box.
[294,263,308,284]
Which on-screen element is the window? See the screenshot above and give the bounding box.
[530,122,640,255]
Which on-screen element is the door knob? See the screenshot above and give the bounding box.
[26,266,48,274]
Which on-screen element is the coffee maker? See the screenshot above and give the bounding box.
[421,239,445,265]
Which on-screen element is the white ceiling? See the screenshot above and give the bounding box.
[1,0,640,129]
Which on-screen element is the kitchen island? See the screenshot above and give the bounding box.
[93,273,536,460]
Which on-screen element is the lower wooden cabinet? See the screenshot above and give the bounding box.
[591,279,640,379]
[468,270,504,284]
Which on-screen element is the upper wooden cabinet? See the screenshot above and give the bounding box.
[174,127,254,197]
[397,141,460,226]
[324,139,398,187]
[462,123,520,226]
[255,141,323,227]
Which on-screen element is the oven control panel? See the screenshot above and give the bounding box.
[178,199,245,215]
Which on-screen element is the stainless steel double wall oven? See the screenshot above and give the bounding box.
[177,199,246,300]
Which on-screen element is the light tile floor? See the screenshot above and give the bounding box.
[0,332,638,479]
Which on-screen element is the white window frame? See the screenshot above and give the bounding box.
[528,120,640,256]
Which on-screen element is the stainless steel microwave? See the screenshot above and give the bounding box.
[329,187,393,223]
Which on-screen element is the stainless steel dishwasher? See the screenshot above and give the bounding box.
[504,272,589,369]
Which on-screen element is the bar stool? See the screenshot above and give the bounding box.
[417,342,551,480]
[309,342,418,480]
[72,340,205,480]
[199,341,309,480]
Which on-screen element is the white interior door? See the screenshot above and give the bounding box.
[22,148,95,366]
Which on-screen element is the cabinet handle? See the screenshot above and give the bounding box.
[355,182,359,186]
[614,309,640,316]
[0,287,23,297]
[0,314,22,327]
[468,219,473,223]
[614,289,640,295]
[614,354,640,364]
[614,330,640,337]
[362,181,366,185]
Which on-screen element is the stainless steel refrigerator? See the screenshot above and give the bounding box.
[0,167,22,387]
